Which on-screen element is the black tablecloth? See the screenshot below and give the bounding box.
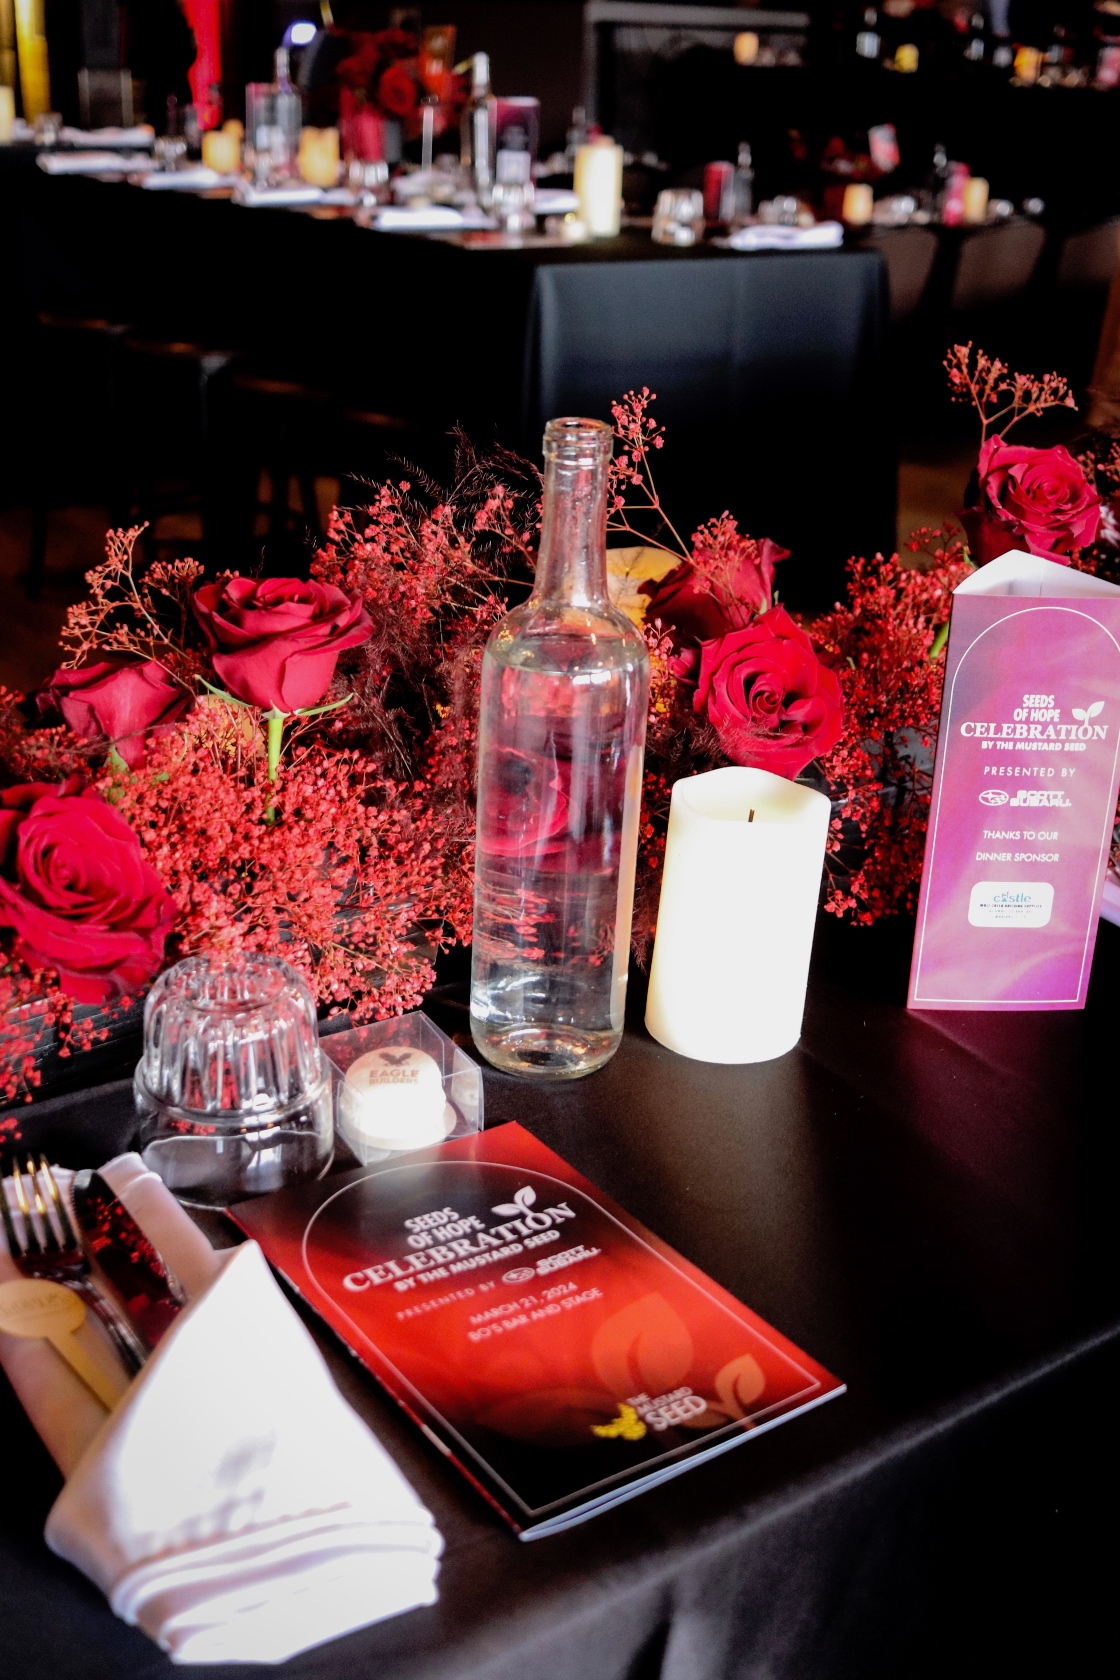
[10,173,893,605]
[2,919,1118,1680]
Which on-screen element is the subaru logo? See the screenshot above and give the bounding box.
[979,789,1009,805]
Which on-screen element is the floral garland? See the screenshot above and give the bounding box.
[2,348,1115,1103]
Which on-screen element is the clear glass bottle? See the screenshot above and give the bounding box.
[470,418,650,1079]
[730,141,754,227]
[460,50,496,208]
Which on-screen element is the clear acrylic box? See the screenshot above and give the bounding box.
[322,1011,484,1166]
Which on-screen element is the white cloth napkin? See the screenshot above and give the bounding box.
[533,187,580,215]
[723,221,844,251]
[372,204,467,232]
[59,125,155,149]
[232,182,324,208]
[2,1153,442,1664]
[141,167,239,192]
[37,151,144,174]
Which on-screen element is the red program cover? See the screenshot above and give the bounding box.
[230,1123,844,1536]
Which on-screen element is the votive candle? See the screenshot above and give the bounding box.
[841,182,873,226]
[575,137,623,237]
[201,127,240,174]
[644,767,830,1064]
[298,126,340,188]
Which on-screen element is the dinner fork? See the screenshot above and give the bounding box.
[1,1156,146,1376]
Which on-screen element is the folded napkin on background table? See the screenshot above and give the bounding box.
[372,204,469,232]
[37,151,144,175]
[1,1153,442,1664]
[233,182,324,208]
[141,167,240,192]
[60,124,154,149]
[723,221,844,251]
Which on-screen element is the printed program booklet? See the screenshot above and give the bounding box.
[230,1123,844,1537]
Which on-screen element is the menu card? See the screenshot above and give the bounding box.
[231,1124,843,1537]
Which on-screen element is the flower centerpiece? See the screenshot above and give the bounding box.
[3,347,1117,1106]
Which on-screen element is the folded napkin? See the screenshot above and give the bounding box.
[723,220,844,251]
[60,124,155,149]
[233,182,324,208]
[2,1154,441,1664]
[141,167,239,192]
[37,151,144,174]
[534,187,580,215]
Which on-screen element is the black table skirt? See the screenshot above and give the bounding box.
[10,173,893,606]
[2,918,1119,1679]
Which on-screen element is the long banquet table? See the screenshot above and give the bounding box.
[9,169,894,607]
[2,917,1117,1679]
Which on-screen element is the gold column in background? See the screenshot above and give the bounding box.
[0,0,17,94]
[13,0,50,119]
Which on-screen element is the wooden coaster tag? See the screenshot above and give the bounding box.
[0,1279,123,1409]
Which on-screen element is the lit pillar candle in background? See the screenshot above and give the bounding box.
[644,767,830,1064]
[841,182,873,226]
[962,175,989,224]
[0,86,14,143]
[575,137,623,236]
[201,126,240,174]
[298,125,340,188]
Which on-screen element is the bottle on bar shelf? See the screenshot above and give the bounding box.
[461,51,497,208]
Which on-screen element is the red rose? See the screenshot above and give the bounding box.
[192,577,373,713]
[694,606,844,778]
[641,534,788,677]
[0,779,175,1004]
[964,436,1100,565]
[40,657,190,769]
[376,62,418,117]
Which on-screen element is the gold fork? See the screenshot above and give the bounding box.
[1,1156,146,1376]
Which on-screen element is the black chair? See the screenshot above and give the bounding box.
[863,227,939,324]
[1054,218,1120,293]
[948,221,1047,312]
[26,313,133,599]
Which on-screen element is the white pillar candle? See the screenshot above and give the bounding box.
[645,767,830,1064]
[962,176,989,224]
[0,87,14,144]
[575,138,623,237]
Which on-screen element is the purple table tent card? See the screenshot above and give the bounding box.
[909,551,1120,1012]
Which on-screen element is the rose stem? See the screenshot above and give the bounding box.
[265,708,286,822]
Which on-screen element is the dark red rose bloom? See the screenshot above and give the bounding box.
[376,62,418,117]
[192,576,373,713]
[0,779,176,1004]
[694,606,844,778]
[963,436,1100,565]
[641,535,788,678]
[39,657,190,769]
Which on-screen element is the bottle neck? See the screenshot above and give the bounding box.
[533,445,611,608]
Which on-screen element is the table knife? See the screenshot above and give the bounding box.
[71,1169,183,1351]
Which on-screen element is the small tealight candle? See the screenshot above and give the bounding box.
[644,767,830,1064]
[962,176,989,224]
[841,182,873,226]
[575,137,623,237]
[298,126,340,188]
[201,127,240,174]
[339,1047,451,1154]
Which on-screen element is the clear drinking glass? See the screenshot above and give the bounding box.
[652,188,705,246]
[134,955,333,1208]
[470,418,650,1079]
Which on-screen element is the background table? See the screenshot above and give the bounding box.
[2,917,1117,1680]
[9,172,893,606]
